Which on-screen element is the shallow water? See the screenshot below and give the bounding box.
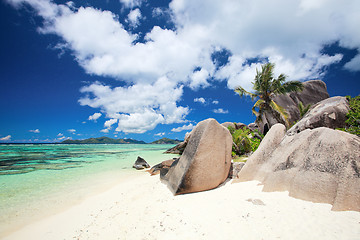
[0,144,178,236]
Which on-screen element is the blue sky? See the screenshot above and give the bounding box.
[0,0,359,143]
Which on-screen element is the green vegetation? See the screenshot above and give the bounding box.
[228,126,263,157]
[235,62,303,128]
[232,156,248,162]
[337,96,360,136]
[298,102,311,118]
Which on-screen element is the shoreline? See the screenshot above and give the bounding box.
[0,170,141,238]
[3,173,360,240]
[0,144,179,238]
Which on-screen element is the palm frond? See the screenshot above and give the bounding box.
[277,73,287,84]
[235,86,257,100]
[252,99,265,117]
[253,70,262,93]
[274,81,304,95]
[298,102,311,117]
[253,63,275,100]
[270,73,287,93]
[270,100,289,126]
[262,63,274,84]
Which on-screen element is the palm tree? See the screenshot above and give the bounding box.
[298,102,311,118]
[235,62,303,128]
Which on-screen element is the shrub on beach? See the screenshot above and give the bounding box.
[337,95,360,136]
[228,126,263,157]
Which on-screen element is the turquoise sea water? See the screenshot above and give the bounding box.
[0,144,177,236]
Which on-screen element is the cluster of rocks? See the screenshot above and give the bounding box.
[287,96,350,135]
[134,119,232,194]
[164,81,332,157]
[234,92,359,211]
[132,80,359,211]
[257,80,330,134]
[235,123,360,211]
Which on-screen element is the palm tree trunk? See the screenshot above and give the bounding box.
[264,110,278,128]
[264,109,285,129]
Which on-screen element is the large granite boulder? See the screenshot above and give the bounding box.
[236,125,360,211]
[257,80,329,134]
[235,124,286,181]
[132,156,150,170]
[287,96,350,135]
[162,118,232,195]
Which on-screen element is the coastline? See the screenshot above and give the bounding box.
[0,170,140,238]
[3,172,360,240]
[0,144,179,238]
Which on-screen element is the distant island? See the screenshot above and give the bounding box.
[60,137,181,144]
[149,138,182,144]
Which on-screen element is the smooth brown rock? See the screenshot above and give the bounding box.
[162,118,232,195]
[235,124,286,180]
[236,126,360,211]
[163,141,187,154]
[147,159,176,176]
[221,122,236,130]
[287,96,350,135]
[257,80,329,134]
[274,80,330,123]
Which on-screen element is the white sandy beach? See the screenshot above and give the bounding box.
[3,172,360,240]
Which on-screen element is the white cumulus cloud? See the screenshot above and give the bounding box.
[213,108,228,114]
[152,7,168,18]
[67,129,76,133]
[119,0,144,9]
[171,123,194,132]
[189,68,210,90]
[56,136,71,141]
[79,77,189,134]
[104,118,118,128]
[126,8,142,28]
[194,97,206,104]
[344,54,360,71]
[154,132,165,137]
[0,135,11,141]
[29,129,40,133]
[6,0,360,132]
[7,0,360,86]
[88,112,102,121]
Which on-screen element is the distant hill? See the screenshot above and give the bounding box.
[60,136,146,144]
[150,138,182,144]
